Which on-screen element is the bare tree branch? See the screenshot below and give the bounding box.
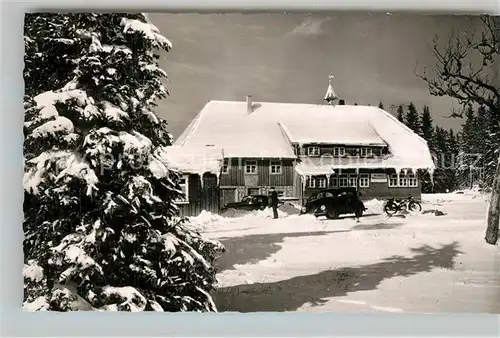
[416,15,500,245]
[416,15,499,115]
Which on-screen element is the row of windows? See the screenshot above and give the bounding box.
[308,174,369,188]
[388,174,418,187]
[222,160,282,175]
[307,173,418,188]
[177,172,418,205]
[306,146,374,157]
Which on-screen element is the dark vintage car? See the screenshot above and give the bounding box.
[301,187,367,219]
[221,195,282,212]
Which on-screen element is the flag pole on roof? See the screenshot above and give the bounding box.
[324,75,339,105]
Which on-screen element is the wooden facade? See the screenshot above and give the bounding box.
[219,157,295,205]
[299,169,422,203]
[178,173,220,217]
[173,100,433,213]
[294,143,423,204]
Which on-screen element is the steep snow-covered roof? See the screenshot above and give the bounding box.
[176,100,434,171]
[176,101,297,158]
[157,145,223,176]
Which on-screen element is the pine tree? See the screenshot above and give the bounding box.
[396,105,405,123]
[419,105,435,193]
[446,128,459,190]
[432,126,447,192]
[404,102,422,136]
[456,105,478,188]
[417,15,499,244]
[378,101,384,109]
[430,126,457,192]
[23,13,223,312]
[421,106,434,142]
[476,105,499,186]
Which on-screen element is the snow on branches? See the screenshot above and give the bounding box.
[23,13,224,312]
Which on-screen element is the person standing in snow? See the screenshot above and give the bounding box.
[269,187,279,219]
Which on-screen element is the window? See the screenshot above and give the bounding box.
[308,177,316,188]
[359,173,370,188]
[388,174,398,187]
[245,160,257,174]
[339,174,349,187]
[333,147,345,157]
[270,160,282,174]
[307,147,320,156]
[176,175,189,204]
[348,174,358,187]
[222,159,229,174]
[387,172,416,187]
[360,148,373,157]
[277,190,285,198]
[317,177,327,188]
[329,175,338,187]
[408,172,418,187]
[399,175,408,187]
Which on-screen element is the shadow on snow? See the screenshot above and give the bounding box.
[215,221,407,273]
[215,230,350,272]
[213,242,462,312]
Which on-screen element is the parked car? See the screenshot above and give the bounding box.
[301,187,366,219]
[221,195,282,212]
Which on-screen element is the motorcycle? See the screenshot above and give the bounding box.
[383,196,422,216]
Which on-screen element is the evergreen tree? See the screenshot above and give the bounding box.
[23,13,223,312]
[476,105,499,186]
[457,105,480,188]
[455,104,499,188]
[417,15,499,244]
[419,105,435,193]
[446,128,459,190]
[377,101,384,109]
[421,106,434,143]
[429,126,456,192]
[396,105,405,123]
[404,102,422,136]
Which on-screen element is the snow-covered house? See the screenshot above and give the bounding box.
[175,80,435,206]
[158,145,223,216]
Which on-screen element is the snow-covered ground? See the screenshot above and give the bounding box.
[190,190,499,314]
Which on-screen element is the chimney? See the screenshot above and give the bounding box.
[246,95,253,113]
[339,99,345,105]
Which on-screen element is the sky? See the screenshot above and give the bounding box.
[148,13,484,139]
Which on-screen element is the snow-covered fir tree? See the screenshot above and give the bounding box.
[396,104,405,123]
[404,102,423,136]
[419,105,435,193]
[457,105,481,188]
[23,13,224,312]
[476,105,500,186]
[421,106,434,143]
[456,104,499,188]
